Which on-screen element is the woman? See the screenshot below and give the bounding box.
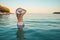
[16,8,26,29]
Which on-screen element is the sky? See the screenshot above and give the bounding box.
[0,0,60,13]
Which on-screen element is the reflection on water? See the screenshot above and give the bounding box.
[0,15,10,26]
[16,28,24,40]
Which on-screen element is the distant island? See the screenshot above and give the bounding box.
[0,5,11,15]
[53,12,60,14]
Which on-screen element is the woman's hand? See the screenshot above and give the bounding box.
[16,8,26,17]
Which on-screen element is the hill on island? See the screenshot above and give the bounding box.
[53,12,60,14]
[0,5,10,13]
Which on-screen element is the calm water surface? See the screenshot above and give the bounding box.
[0,13,60,40]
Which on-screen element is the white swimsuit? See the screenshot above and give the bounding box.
[17,22,24,25]
[17,22,24,28]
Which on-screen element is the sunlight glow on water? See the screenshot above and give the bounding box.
[0,14,60,29]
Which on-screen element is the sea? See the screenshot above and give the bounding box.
[0,13,60,40]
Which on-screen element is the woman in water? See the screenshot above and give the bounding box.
[16,8,26,29]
